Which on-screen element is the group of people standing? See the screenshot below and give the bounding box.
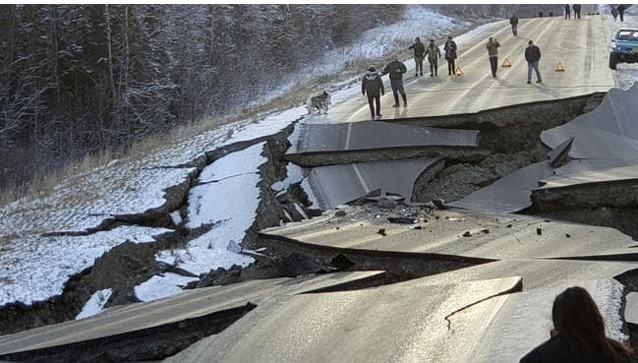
[362,16,549,119]
[565,4,582,19]
[611,4,627,22]
[361,36,458,118]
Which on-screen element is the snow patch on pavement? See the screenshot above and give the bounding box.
[76,288,112,320]
[0,226,172,307]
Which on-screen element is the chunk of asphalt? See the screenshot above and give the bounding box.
[387,217,417,224]
[334,210,347,217]
[280,252,325,277]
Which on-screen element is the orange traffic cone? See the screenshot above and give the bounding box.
[555,61,566,72]
[502,58,512,67]
[455,67,464,76]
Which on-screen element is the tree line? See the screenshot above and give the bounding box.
[0,4,404,191]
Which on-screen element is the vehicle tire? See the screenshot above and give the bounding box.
[609,55,617,70]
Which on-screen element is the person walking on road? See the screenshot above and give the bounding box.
[382,53,408,108]
[618,5,626,22]
[510,14,519,36]
[424,39,441,77]
[565,4,571,19]
[362,66,385,119]
[612,6,619,21]
[525,40,542,84]
[408,37,426,77]
[520,286,633,363]
[573,4,581,19]
[444,36,458,76]
[486,37,500,78]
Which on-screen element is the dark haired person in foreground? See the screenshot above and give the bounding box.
[520,286,632,363]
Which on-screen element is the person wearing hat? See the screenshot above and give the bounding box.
[362,65,385,119]
[525,40,542,84]
[382,53,408,108]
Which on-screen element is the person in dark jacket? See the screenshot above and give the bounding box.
[564,4,571,19]
[486,37,500,78]
[510,14,519,36]
[612,6,619,21]
[382,53,407,107]
[424,39,441,77]
[408,37,426,77]
[520,286,632,363]
[525,40,542,84]
[573,4,581,19]
[444,36,458,76]
[618,4,626,22]
[362,65,385,119]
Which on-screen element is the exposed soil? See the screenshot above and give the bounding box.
[411,93,604,203]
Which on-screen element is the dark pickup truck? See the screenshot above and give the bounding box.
[610,29,638,70]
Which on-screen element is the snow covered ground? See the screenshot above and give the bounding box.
[134,143,268,301]
[313,6,467,75]
[0,226,171,306]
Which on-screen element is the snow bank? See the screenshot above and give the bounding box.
[76,288,112,320]
[314,6,465,75]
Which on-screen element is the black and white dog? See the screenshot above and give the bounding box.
[306,90,331,115]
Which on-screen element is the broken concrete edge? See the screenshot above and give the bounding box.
[550,254,638,263]
[388,92,605,130]
[0,303,256,362]
[285,145,491,168]
[531,179,638,211]
[546,137,574,168]
[299,271,390,294]
[256,231,497,274]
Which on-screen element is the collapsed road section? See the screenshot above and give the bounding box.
[7,86,638,361]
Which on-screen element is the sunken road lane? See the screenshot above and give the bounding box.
[327,14,614,122]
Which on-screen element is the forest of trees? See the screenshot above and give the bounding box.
[0,4,405,191]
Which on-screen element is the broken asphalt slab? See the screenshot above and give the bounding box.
[532,158,638,211]
[166,277,627,363]
[448,160,554,214]
[0,272,381,361]
[286,121,486,167]
[261,209,638,260]
[541,83,638,160]
[165,276,523,363]
[302,158,443,210]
